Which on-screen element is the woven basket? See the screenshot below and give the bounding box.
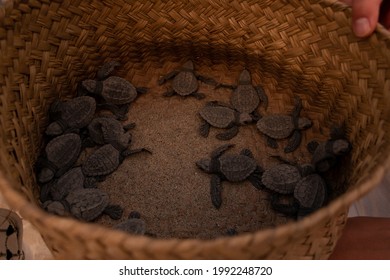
[1,0,390,259]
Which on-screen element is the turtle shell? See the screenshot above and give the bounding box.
[88,117,129,147]
[218,154,257,182]
[101,76,138,104]
[45,133,81,169]
[231,85,259,113]
[310,142,336,173]
[113,218,146,235]
[294,174,326,209]
[60,96,96,128]
[262,164,301,194]
[66,188,109,221]
[50,167,85,201]
[199,105,236,128]
[172,71,198,96]
[256,115,295,139]
[82,144,120,177]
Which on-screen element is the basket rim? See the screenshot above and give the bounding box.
[0,157,387,254]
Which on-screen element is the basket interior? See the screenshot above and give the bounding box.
[1,0,390,246]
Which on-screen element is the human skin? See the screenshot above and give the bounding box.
[340,0,390,37]
[329,217,390,259]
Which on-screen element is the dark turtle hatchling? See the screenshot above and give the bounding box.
[196,144,264,209]
[81,143,150,187]
[294,174,327,212]
[261,163,302,194]
[87,116,135,151]
[96,61,121,81]
[46,96,96,136]
[271,173,327,220]
[113,211,146,235]
[217,69,268,121]
[81,75,147,121]
[307,126,352,173]
[48,167,85,201]
[65,188,123,221]
[42,200,69,217]
[158,60,216,99]
[36,133,82,184]
[256,96,312,153]
[198,101,252,140]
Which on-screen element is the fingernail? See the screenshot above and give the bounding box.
[353,17,371,37]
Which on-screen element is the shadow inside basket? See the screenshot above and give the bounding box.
[30,41,356,240]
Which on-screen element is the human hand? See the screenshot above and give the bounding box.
[340,0,390,37]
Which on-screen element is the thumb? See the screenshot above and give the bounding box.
[351,0,382,37]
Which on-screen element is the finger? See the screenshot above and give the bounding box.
[351,0,382,37]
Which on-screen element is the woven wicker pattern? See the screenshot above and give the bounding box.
[1,0,390,259]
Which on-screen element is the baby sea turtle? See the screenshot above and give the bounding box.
[49,167,85,201]
[87,116,135,151]
[81,76,147,121]
[36,133,82,184]
[81,143,150,187]
[261,163,302,195]
[158,60,216,99]
[112,211,146,235]
[271,173,327,220]
[256,96,312,153]
[196,144,264,209]
[307,126,352,173]
[46,96,96,136]
[217,69,268,121]
[65,188,123,221]
[198,101,252,140]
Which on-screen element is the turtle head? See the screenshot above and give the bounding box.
[45,121,64,136]
[81,79,98,94]
[129,211,141,219]
[297,117,312,130]
[238,69,252,85]
[196,158,212,172]
[238,113,254,125]
[182,60,194,70]
[38,168,55,184]
[332,139,351,156]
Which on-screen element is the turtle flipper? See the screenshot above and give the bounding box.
[240,148,254,158]
[266,135,278,148]
[210,175,223,209]
[216,125,239,140]
[307,140,319,154]
[270,193,299,219]
[247,166,265,190]
[255,85,268,110]
[284,130,302,153]
[196,75,217,86]
[96,61,121,80]
[191,92,205,100]
[158,70,179,85]
[123,122,136,131]
[291,96,303,120]
[199,120,210,137]
[207,100,232,108]
[121,148,152,162]
[163,90,176,97]
[103,204,123,220]
[250,111,261,122]
[210,144,235,158]
[136,87,148,95]
[215,83,236,90]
